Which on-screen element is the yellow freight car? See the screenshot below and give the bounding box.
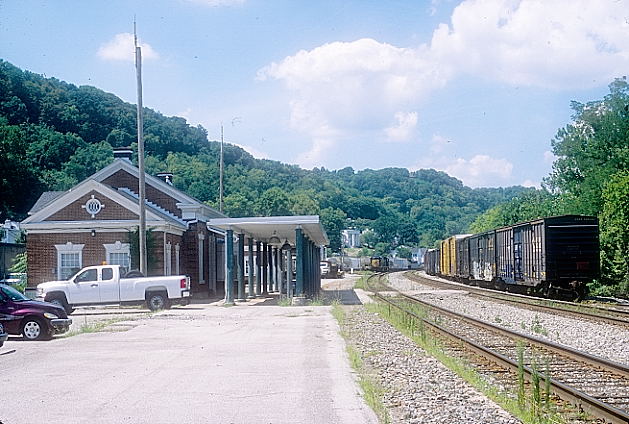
[440,235,471,277]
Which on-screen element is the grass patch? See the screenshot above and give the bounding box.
[353,274,371,290]
[367,301,565,424]
[278,297,292,307]
[331,303,390,424]
[308,295,326,306]
[62,316,141,338]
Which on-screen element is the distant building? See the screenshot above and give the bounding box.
[1,220,25,280]
[1,220,22,244]
[342,229,361,248]
[411,247,427,265]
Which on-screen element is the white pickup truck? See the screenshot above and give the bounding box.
[36,265,190,314]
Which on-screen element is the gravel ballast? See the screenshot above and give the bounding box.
[387,272,629,365]
[341,306,520,424]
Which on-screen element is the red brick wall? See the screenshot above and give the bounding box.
[102,170,181,217]
[26,231,131,287]
[45,191,137,221]
[27,230,189,287]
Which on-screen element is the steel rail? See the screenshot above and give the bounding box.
[366,273,629,424]
[396,291,629,379]
[405,272,629,326]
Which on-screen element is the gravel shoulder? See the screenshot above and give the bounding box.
[387,272,629,365]
[339,305,520,424]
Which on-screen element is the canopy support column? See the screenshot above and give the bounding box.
[262,242,268,295]
[255,240,262,297]
[295,228,304,296]
[247,237,255,299]
[236,233,245,302]
[224,229,234,305]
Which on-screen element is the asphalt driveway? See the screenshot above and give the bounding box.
[0,302,377,424]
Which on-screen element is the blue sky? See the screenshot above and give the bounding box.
[2,0,627,187]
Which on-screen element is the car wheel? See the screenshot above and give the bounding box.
[47,296,74,315]
[147,292,168,311]
[21,317,51,341]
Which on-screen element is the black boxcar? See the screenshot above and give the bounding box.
[423,248,440,275]
[494,215,599,297]
[455,236,471,281]
[469,230,495,284]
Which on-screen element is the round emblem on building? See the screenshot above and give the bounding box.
[82,195,104,218]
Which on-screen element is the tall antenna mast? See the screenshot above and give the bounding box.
[135,18,147,275]
[219,123,224,213]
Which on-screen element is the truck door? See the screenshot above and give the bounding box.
[98,267,119,303]
[68,268,99,304]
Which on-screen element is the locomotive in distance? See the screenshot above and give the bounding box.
[423,215,600,300]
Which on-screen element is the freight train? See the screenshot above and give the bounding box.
[423,215,600,300]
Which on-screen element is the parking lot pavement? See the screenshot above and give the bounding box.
[0,303,378,424]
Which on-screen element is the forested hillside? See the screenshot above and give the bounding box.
[0,60,528,251]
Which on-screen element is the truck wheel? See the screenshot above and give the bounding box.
[47,295,75,315]
[21,317,51,341]
[147,292,168,311]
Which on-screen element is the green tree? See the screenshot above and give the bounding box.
[599,171,629,295]
[547,77,629,215]
[255,187,291,216]
[396,246,412,260]
[320,207,347,252]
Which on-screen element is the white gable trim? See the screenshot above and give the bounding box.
[90,159,225,218]
[22,220,186,236]
[21,180,164,225]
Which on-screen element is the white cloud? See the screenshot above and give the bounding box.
[184,0,245,6]
[259,0,629,167]
[521,179,539,188]
[258,38,448,165]
[444,154,513,187]
[384,111,419,142]
[413,153,514,187]
[234,143,269,160]
[429,134,452,153]
[97,33,159,62]
[543,150,556,164]
[430,0,629,88]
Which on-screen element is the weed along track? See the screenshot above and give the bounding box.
[405,271,629,328]
[365,273,629,424]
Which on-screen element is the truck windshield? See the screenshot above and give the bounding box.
[0,284,29,302]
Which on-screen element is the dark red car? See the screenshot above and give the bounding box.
[0,284,72,341]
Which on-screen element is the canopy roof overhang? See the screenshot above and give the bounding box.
[207,215,329,247]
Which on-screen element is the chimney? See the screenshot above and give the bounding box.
[113,147,133,162]
[156,172,174,185]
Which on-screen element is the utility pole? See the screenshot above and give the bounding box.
[135,21,147,275]
[219,124,224,213]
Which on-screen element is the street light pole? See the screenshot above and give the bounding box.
[135,22,147,275]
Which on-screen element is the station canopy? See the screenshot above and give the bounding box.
[207,215,329,247]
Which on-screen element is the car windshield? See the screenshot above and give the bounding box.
[0,284,29,301]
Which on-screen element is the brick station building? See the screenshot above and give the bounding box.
[21,149,226,296]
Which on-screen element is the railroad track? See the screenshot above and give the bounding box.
[404,271,629,328]
[366,272,629,424]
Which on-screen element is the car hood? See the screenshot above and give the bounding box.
[11,299,67,318]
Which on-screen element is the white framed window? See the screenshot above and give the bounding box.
[165,242,172,276]
[175,244,180,275]
[198,234,205,284]
[55,243,85,280]
[104,241,131,275]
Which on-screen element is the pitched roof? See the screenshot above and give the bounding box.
[28,191,65,215]
[90,159,226,219]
